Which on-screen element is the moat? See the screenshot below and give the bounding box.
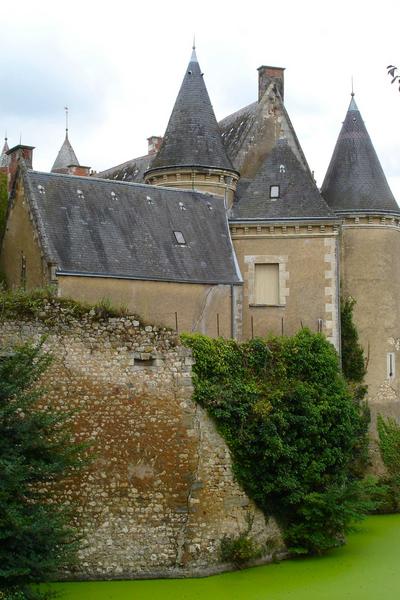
[47,514,400,600]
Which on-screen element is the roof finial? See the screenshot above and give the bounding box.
[19,132,22,145]
[351,76,354,97]
[64,106,69,138]
[4,130,7,142]
[190,36,198,62]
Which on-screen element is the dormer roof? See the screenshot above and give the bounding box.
[51,133,80,174]
[149,48,234,173]
[321,96,398,213]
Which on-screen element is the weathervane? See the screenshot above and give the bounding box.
[64,106,69,136]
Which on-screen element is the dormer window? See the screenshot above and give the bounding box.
[270,185,280,199]
[174,231,186,245]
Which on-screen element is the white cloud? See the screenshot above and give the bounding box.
[1,0,399,198]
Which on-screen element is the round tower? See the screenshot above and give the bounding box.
[322,94,400,463]
[144,46,239,206]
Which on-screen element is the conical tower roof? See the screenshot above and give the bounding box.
[231,138,333,220]
[51,132,79,173]
[0,137,9,168]
[150,47,234,172]
[321,95,398,212]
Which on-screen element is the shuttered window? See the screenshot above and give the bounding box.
[254,263,279,305]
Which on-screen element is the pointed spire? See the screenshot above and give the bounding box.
[51,110,80,174]
[149,46,233,172]
[191,36,197,62]
[0,135,10,168]
[321,96,398,212]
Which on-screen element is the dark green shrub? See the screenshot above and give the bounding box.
[220,534,262,566]
[183,329,373,555]
[0,342,87,597]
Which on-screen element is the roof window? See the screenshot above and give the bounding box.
[174,231,186,245]
[270,185,280,199]
[179,201,186,211]
[77,189,85,199]
[111,191,118,200]
[37,185,45,194]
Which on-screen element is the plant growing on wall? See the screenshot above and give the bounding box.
[183,330,374,555]
[376,415,400,512]
[0,171,7,240]
[0,342,86,599]
[340,297,366,383]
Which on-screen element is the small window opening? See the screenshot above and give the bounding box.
[387,352,396,379]
[134,356,155,368]
[174,231,186,245]
[317,318,323,333]
[270,185,280,199]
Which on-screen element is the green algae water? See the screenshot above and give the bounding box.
[46,515,400,600]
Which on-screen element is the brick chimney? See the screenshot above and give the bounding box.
[6,145,35,195]
[147,136,163,156]
[257,66,285,102]
[67,164,91,177]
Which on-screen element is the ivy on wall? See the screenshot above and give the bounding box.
[183,329,374,555]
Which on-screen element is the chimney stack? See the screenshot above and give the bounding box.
[67,164,91,177]
[147,136,163,156]
[257,66,285,102]
[6,145,34,195]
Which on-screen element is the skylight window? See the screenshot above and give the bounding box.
[174,231,186,245]
[270,185,280,199]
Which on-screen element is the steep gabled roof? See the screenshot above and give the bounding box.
[23,170,241,285]
[230,138,333,220]
[51,133,80,173]
[321,96,398,213]
[0,137,9,168]
[97,153,153,183]
[149,48,234,172]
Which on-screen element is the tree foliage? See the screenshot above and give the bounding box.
[183,329,374,555]
[387,65,400,91]
[0,342,86,598]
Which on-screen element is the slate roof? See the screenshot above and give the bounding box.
[230,138,334,220]
[51,133,80,173]
[219,102,258,165]
[148,49,234,173]
[97,153,153,183]
[23,169,241,284]
[321,96,398,213]
[0,138,9,168]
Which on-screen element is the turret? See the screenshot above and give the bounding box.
[144,46,239,206]
[321,94,398,213]
[323,94,400,461]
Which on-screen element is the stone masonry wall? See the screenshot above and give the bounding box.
[0,301,283,579]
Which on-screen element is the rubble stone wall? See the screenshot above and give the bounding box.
[0,302,283,579]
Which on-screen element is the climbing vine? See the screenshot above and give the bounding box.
[183,330,374,555]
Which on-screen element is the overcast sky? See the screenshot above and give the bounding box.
[1,0,399,199]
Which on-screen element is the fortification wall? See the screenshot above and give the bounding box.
[0,301,283,579]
